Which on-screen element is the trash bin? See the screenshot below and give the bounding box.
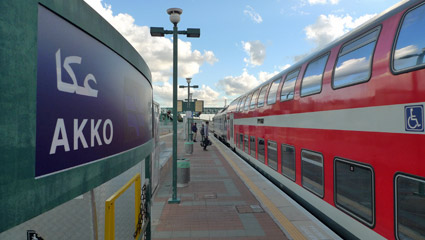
[177,158,190,187]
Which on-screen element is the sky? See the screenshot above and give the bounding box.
[83,0,403,108]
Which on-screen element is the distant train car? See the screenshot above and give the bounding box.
[213,1,425,239]
[212,107,228,143]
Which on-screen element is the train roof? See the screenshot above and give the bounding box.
[232,0,418,102]
[213,106,228,117]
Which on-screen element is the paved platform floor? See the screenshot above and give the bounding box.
[152,132,340,240]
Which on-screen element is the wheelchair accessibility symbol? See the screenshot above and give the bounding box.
[405,105,424,132]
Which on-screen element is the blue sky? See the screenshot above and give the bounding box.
[84,0,402,107]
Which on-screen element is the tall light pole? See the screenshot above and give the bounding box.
[150,8,200,204]
[180,78,198,148]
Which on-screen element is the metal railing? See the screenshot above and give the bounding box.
[104,173,150,240]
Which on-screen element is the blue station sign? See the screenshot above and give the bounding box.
[36,6,152,177]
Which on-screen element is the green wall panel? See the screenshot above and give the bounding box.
[0,0,152,232]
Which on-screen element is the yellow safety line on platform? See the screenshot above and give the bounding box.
[213,138,307,240]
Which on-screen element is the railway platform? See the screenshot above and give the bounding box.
[153,131,341,240]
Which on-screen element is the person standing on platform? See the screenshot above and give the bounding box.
[203,121,209,151]
[200,123,205,142]
[192,123,198,142]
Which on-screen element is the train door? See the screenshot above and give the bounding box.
[229,113,234,146]
[226,114,230,142]
[224,115,227,139]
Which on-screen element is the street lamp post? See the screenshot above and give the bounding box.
[150,8,200,204]
[179,78,198,147]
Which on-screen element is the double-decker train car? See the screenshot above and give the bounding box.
[212,107,228,144]
[213,1,425,239]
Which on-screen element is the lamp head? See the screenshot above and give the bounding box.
[186,78,192,84]
[186,28,200,38]
[150,27,165,37]
[167,8,182,25]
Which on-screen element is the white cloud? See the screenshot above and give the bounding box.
[244,6,263,23]
[152,83,181,107]
[83,0,218,86]
[153,82,174,107]
[279,64,291,71]
[217,70,258,96]
[217,69,279,96]
[243,40,266,66]
[304,13,376,48]
[287,1,309,16]
[394,45,420,60]
[293,52,310,62]
[153,82,222,107]
[258,71,278,83]
[193,85,223,107]
[308,0,339,5]
[334,57,369,79]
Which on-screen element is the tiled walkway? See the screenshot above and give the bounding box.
[152,134,288,240]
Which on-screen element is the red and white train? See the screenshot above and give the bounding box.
[213,1,425,239]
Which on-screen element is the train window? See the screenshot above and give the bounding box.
[230,98,239,112]
[235,98,242,111]
[301,150,324,197]
[239,134,243,149]
[250,89,260,109]
[234,98,240,112]
[333,28,380,89]
[244,135,249,154]
[335,158,374,226]
[395,174,425,240]
[235,99,241,110]
[280,69,300,102]
[242,96,249,112]
[258,84,269,107]
[267,79,281,105]
[267,140,278,171]
[236,98,242,112]
[235,97,243,111]
[228,99,237,112]
[244,93,253,111]
[258,138,265,163]
[238,97,243,112]
[250,136,256,158]
[393,3,425,72]
[301,53,329,97]
[281,144,296,181]
[238,96,246,112]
